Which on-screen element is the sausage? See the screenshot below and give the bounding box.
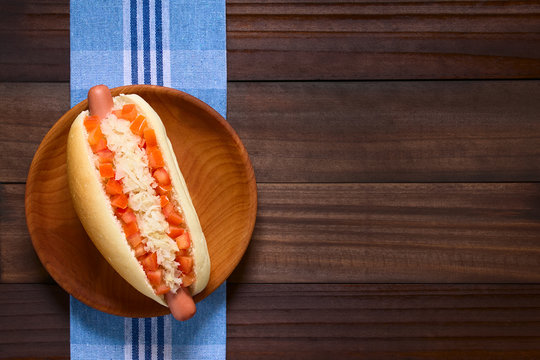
[86,84,198,321]
[88,85,114,119]
[166,288,197,321]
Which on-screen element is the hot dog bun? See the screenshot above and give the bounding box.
[67,93,210,307]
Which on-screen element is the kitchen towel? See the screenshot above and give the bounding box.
[70,0,227,359]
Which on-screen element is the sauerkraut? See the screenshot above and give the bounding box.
[100,103,183,291]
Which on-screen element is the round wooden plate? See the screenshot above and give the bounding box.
[25,85,257,317]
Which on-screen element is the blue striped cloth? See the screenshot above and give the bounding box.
[69,1,227,359]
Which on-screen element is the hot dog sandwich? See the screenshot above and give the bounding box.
[67,85,210,320]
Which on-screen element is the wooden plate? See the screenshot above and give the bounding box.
[25,85,257,317]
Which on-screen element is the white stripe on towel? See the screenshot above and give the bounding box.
[162,0,171,87]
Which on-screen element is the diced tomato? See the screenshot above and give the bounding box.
[175,232,191,250]
[87,126,104,146]
[155,184,172,196]
[96,149,114,163]
[84,115,100,132]
[121,208,137,224]
[138,137,146,149]
[127,232,143,247]
[178,256,193,274]
[147,148,165,168]
[162,202,174,217]
[155,284,171,295]
[99,163,115,178]
[160,195,169,208]
[134,243,146,258]
[168,212,184,226]
[181,272,195,287]
[123,220,139,236]
[141,252,159,272]
[105,178,123,195]
[130,116,147,135]
[143,128,157,147]
[146,269,162,287]
[175,250,188,261]
[111,193,129,209]
[168,225,184,238]
[122,104,135,113]
[112,109,123,119]
[122,104,138,121]
[162,203,184,225]
[90,138,108,153]
[115,206,127,215]
[153,168,171,186]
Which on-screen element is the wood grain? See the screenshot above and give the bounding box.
[0,0,69,82]
[2,283,540,359]
[5,182,540,284]
[0,83,70,183]
[0,184,50,283]
[227,0,540,80]
[0,284,69,359]
[235,182,540,283]
[2,0,539,81]
[24,85,256,317]
[2,81,540,183]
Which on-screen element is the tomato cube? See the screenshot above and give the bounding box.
[160,195,170,208]
[178,256,193,274]
[122,220,139,236]
[91,138,108,153]
[143,128,157,147]
[127,232,143,247]
[99,163,115,178]
[155,284,171,295]
[105,178,123,195]
[134,243,146,258]
[168,225,184,238]
[122,104,138,121]
[181,272,195,287]
[146,269,162,287]
[84,115,100,132]
[130,116,147,135]
[175,232,191,250]
[97,149,114,163]
[141,252,159,272]
[87,126,104,146]
[111,193,129,209]
[153,168,171,186]
[147,148,165,168]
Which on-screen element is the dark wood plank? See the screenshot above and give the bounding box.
[2,283,540,359]
[227,283,540,359]
[228,80,540,182]
[4,182,540,284]
[0,83,70,183]
[2,0,540,81]
[233,182,540,283]
[0,184,51,283]
[2,81,540,183]
[0,0,69,82]
[0,284,69,359]
[227,0,540,80]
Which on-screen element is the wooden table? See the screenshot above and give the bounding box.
[2,1,540,358]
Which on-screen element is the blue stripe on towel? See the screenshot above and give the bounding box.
[132,318,139,360]
[144,318,151,360]
[130,0,138,84]
[157,316,164,360]
[155,0,163,86]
